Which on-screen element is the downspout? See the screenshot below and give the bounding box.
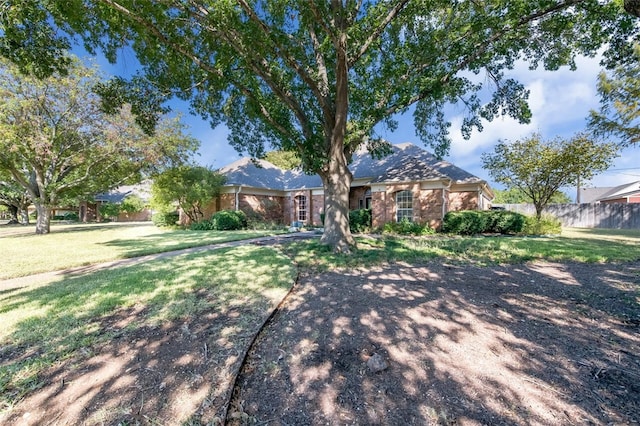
[235,186,241,211]
[442,179,451,219]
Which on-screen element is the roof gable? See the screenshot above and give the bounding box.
[219,143,485,190]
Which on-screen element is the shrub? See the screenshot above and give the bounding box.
[443,210,526,235]
[120,195,146,213]
[211,209,247,231]
[521,215,562,236]
[349,209,372,233]
[63,212,79,221]
[486,210,526,234]
[189,219,215,231]
[99,202,120,220]
[442,211,488,235]
[383,219,435,236]
[152,211,179,227]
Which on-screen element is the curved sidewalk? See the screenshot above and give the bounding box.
[1,231,317,292]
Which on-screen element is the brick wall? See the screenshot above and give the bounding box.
[116,209,152,222]
[239,194,285,223]
[449,191,478,211]
[312,194,324,225]
[371,184,447,229]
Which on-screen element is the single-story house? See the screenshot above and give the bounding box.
[579,180,640,204]
[80,180,153,222]
[193,142,493,229]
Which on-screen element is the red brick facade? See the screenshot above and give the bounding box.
[180,182,483,229]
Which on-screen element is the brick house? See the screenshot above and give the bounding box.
[80,181,153,222]
[194,142,494,229]
[579,180,640,204]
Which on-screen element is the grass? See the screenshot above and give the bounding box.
[0,221,285,279]
[0,245,296,414]
[285,227,640,271]
[1,224,638,418]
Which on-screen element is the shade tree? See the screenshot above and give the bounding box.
[482,133,618,219]
[2,1,638,249]
[151,166,226,224]
[0,56,198,234]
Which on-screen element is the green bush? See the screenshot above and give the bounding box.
[521,215,562,236]
[486,210,526,234]
[442,211,488,235]
[152,211,179,227]
[211,209,247,231]
[189,219,215,231]
[383,219,435,236]
[349,209,372,233]
[99,202,121,220]
[443,210,526,235]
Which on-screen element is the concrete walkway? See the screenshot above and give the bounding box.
[0,231,317,292]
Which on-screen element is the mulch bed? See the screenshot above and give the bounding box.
[230,260,640,425]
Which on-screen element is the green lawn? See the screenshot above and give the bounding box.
[0,245,296,415]
[1,225,638,420]
[286,227,640,271]
[0,222,285,280]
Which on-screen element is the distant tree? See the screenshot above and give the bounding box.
[0,171,30,224]
[120,195,146,214]
[493,188,572,204]
[98,202,121,221]
[98,195,146,221]
[589,44,640,146]
[2,1,636,251]
[263,151,302,170]
[482,133,617,219]
[151,166,226,224]
[0,56,198,234]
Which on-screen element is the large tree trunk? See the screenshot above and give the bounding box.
[319,151,356,253]
[319,22,355,253]
[35,203,51,234]
[19,207,29,225]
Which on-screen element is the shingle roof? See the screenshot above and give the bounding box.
[596,180,640,202]
[94,181,152,203]
[219,142,484,190]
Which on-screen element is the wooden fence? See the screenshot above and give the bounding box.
[494,203,640,229]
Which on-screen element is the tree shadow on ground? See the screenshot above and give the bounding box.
[233,260,640,425]
[0,245,294,425]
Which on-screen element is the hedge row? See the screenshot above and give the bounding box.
[442,210,526,235]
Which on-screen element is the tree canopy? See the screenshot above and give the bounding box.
[0,56,199,234]
[151,166,226,224]
[262,150,302,170]
[482,133,618,219]
[3,1,638,249]
[589,43,640,146]
[493,188,572,205]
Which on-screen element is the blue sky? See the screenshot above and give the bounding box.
[87,49,639,198]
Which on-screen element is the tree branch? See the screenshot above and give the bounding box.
[348,0,410,66]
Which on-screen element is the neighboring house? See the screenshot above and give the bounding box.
[80,181,153,222]
[194,142,493,229]
[580,180,640,204]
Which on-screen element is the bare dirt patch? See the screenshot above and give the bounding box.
[231,260,640,425]
[1,299,280,425]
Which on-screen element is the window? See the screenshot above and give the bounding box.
[396,190,413,222]
[295,195,307,222]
